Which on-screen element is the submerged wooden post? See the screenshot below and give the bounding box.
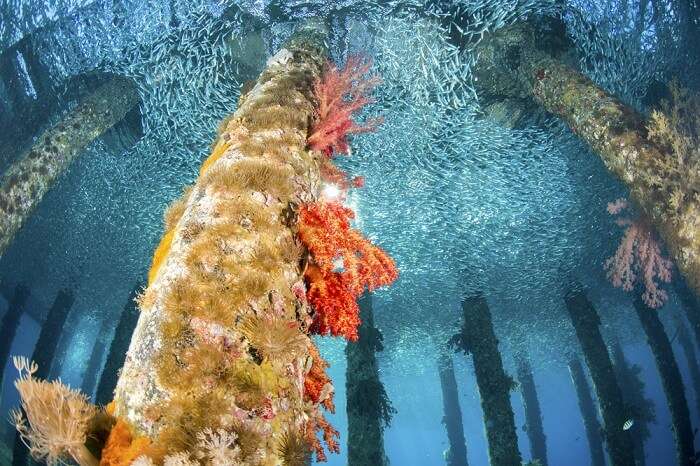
[633,297,694,466]
[81,317,113,399]
[95,283,142,406]
[475,23,700,296]
[564,289,635,466]
[516,357,547,466]
[0,284,30,392]
[675,320,700,419]
[567,357,606,466]
[437,348,469,466]
[0,76,140,258]
[451,293,521,466]
[12,289,74,466]
[110,20,329,462]
[610,340,655,466]
[345,294,393,466]
[674,279,700,352]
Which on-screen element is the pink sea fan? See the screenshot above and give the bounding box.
[604,198,673,308]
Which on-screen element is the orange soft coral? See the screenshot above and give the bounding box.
[303,343,335,412]
[298,201,398,341]
[99,418,151,466]
[307,55,382,157]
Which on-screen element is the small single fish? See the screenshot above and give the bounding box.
[623,419,634,431]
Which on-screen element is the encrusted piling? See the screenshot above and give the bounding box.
[567,357,606,466]
[564,289,635,466]
[95,283,142,406]
[610,340,655,466]
[451,293,521,466]
[633,297,694,466]
[0,77,140,258]
[437,348,469,466]
[475,23,700,296]
[109,20,331,462]
[345,294,393,466]
[516,357,547,466]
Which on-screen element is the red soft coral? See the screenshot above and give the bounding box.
[303,343,336,412]
[298,201,398,341]
[308,54,383,157]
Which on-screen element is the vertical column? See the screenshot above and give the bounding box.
[516,357,548,466]
[345,294,394,466]
[0,284,30,391]
[564,288,635,466]
[438,348,469,466]
[452,292,521,466]
[568,357,606,466]
[633,297,694,466]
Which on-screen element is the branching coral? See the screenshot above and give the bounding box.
[604,198,673,308]
[298,201,398,340]
[307,54,383,158]
[11,357,99,466]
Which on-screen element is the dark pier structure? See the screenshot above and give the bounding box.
[451,292,521,466]
[516,356,548,466]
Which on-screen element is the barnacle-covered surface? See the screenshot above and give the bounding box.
[0,0,696,463]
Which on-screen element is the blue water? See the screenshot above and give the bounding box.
[1,0,699,465]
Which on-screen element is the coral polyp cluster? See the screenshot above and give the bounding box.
[299,201,398,340]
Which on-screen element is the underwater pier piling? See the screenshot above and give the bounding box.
[451,292,521,466]
[674,279,700,352]
[12,288,75,466]
[633,297,695,466]
[675,319,700,419]
[437,347,469,466]
[109,19,330,461]
[345,294,393,466]
[564,288,635,466]
[610,340,654,466]
[29,288,74,380]
[0,284,30,392]
[516,356,548,466]
[0,76,139,258]
[475,22,700,297]
[95,283,142,406]
[567,357,606,466]
[81,316,114,399]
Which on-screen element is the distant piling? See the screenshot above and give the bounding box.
[675,320,700,420]
[451,292,521,466]
[568,357,606,466]
[0,284,30,392]
[94,283,142,406]
[12,288,74,466]
[610,340,655,466]
[565,288,635,466]
[633,297,694,466]
[438,348,469,466]
[80,316,113,399]
[516,356,548,466]
[674,279,700,352]
[345,294,393,466]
